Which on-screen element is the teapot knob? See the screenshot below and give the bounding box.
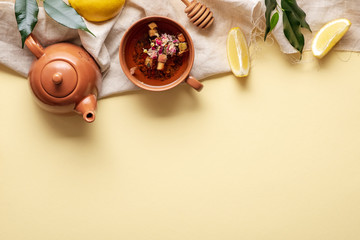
[40,61,78,98]
[52,72,63,85]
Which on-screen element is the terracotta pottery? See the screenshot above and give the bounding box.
[119,16,203,92]
[26,34,101,123]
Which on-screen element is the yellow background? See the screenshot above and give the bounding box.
[1,41,360,239]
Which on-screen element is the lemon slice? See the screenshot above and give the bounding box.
[312,18,351,59]
[227,27,250,77]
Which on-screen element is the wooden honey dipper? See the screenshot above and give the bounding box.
[180,0,215,29]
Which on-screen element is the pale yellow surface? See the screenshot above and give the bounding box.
[1,41,360,240]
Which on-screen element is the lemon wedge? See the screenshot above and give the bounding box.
[69,0,125,22]
[312,18,351,59]
[227,27,250,77]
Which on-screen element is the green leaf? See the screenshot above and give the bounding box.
[15,0,39,48]
[264,0,277,40]
[281,0,312,54]
[270,12,279,32]
[282,7,304,53]
[43,0,95,37]
[281,0,311,32]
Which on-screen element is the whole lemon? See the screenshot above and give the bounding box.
[69,0,126,22]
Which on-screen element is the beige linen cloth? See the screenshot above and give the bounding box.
[0,0,359,98]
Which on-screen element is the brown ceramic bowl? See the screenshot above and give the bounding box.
[119,16,203,92]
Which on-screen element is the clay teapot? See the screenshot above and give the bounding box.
[25,34,101,123]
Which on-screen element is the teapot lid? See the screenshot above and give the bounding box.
[41,60,78,98]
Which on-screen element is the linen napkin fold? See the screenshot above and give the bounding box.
[272,0,360,54]
[0,0,359,98]
[0,0,263,97]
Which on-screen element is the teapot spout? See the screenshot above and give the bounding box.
[75,94,97,123]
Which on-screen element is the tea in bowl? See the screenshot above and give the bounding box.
[119,16,203,92]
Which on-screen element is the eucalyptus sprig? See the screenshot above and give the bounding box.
[264,0,311,55]
[15,0,94,48]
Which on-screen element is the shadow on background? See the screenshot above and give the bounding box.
[235,75,249,89]
[0,64,94,138]
[317,50,355,69]
[137,84,201,117]
[105,82,202,118]
[0,64,26,78]
[33,101,94,138]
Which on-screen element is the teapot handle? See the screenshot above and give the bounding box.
[25,34,44,59]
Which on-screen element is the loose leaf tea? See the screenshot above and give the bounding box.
[133,22,188,80]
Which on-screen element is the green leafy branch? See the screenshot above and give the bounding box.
[15,0,94,48]
[264,0,311,55]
